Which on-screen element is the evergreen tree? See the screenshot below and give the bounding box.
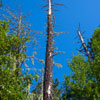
[0,21,28,99]
[62,28,100,100]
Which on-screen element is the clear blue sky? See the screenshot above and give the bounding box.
[3,0,100,83]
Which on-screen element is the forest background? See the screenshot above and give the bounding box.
[0,0,100,100]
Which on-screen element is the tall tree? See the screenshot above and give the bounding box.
[1,7,33,76]
[0,5,37,99]
[0,21,28,100]
[43,0,63,99]
[0,20,37,100]
[43,0,53,99]
[62,28,100,100]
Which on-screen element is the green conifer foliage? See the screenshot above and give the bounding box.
[62,28,100,100]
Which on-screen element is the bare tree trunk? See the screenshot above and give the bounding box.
[43,0,53,100]
[77,29,92,61]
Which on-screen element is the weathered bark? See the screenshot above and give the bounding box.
[77,30,92,60]
[43,0,53,100]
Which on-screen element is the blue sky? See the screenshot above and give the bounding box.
[2,0,100,83]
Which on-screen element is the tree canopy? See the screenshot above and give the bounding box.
[0,1,100,100]
[62,28,100,100]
